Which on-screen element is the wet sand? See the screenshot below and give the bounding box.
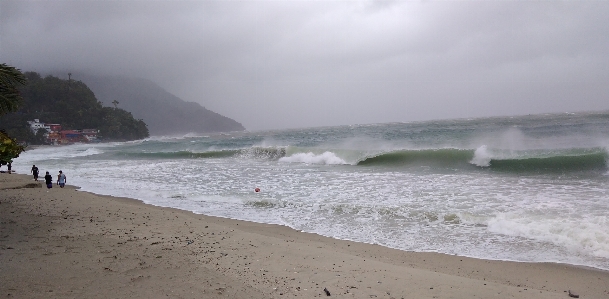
[2,173,608,298]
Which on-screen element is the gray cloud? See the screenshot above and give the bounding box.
[2,0,608,131]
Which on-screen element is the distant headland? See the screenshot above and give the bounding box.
[0,71,246,145]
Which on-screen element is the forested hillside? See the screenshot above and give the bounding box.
[0,72,149,144]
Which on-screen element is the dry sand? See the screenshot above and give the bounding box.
[1,173,608,298]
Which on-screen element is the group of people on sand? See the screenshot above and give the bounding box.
[31,165,67,189]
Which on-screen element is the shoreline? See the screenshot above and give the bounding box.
[2,173,608,298]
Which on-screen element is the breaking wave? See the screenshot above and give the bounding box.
[357,147,608,174]
[279,151,348,165]
[105,142,609,174]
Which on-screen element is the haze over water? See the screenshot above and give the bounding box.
[16,112,609,270]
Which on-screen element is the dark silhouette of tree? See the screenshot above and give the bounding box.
[0,63,27,115]
[0,63,27,165]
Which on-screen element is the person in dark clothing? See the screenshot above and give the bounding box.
[44,171,53,189]
[7,162,11,174]
[31,165,39,181]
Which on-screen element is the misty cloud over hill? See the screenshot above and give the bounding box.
[70,73,245,136]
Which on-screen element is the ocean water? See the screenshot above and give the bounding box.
[14,112,609,270]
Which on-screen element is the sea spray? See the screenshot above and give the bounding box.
[470,145,492,167]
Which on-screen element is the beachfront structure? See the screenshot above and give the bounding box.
[47,123,62,132]
[60,130,84,143]
[27,119,50,134]
[47,131,60,145]
[81,129,100,142]
[27,119,62,134]
[59,129,100,144]
[27,119,98,144]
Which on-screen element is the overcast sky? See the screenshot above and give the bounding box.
[2,1,608,131]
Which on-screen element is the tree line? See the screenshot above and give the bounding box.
[0,63,149,165]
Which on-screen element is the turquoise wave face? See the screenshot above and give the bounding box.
[487,151,608,173]
[357,148,475,167]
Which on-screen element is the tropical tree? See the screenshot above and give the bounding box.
[0,130,25,165]
[0,63,27,165]
[0,63,27,115]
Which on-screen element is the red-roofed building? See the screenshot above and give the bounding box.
[60,130,85,143]
[48,124,62,132]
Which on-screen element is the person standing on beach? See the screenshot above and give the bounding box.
[7,162,11,174]
[44,171,53,189]
[57,170,66,188]
[31,165,39,181]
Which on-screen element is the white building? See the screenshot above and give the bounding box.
[27,119,51,134]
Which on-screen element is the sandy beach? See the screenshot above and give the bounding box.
[1,173,608,299]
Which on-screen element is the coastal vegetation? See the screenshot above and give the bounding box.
[0,71,149,146]
[0,63,27,165]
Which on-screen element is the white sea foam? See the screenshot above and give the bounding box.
[279,151,347,165]
[18,144,105,162]
[182,132,209,138]
[487,212,609,259]
[144,135,197,142]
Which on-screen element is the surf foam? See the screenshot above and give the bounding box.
[279,151,347,165]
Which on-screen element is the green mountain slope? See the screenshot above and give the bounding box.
[73,73,245,135]
[0,72,149,144]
